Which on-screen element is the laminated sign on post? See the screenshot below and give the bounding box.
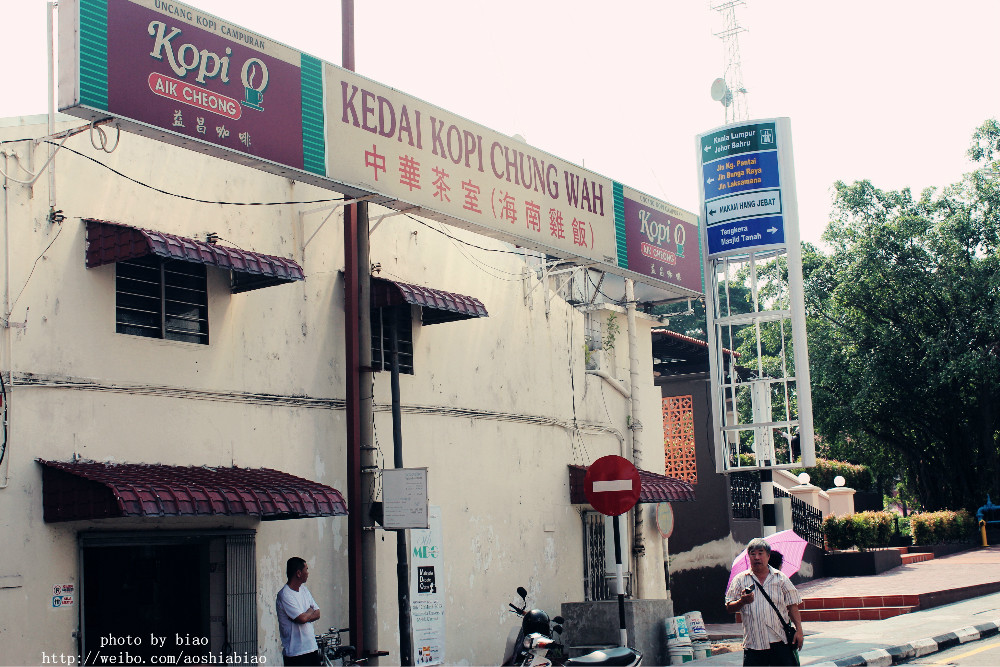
[382,468,428,530]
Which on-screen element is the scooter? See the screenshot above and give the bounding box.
[502,586,642,667]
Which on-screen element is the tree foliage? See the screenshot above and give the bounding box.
[804,120,1000,511]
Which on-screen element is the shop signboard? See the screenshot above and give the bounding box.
[59,0,701,296]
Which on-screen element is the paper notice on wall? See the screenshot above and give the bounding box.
[410,505,444,665]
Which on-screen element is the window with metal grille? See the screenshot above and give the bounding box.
[371,305,414,374]
[116,256,209,344]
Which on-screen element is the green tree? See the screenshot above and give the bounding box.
[803,120,1000,511]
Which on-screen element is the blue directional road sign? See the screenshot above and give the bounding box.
[702,150,780,201]
[698,121,787,257]
[706,215,785,256]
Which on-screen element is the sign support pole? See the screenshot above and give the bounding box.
[583,455,641,648]
[390,319,415,666]
[612,514,628,647]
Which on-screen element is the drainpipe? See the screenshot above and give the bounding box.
[0,152,10,489]
[624,280,645,595]
[358,201,380,661]
[47,2,57,215]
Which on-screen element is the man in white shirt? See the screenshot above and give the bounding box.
[276,557,322,666]
[725,538,804,666]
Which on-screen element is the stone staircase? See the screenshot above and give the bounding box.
[800,548,932,621]
[739,548,936,622]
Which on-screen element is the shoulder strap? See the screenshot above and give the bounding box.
[752,578,793,631]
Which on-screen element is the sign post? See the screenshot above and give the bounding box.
[696,118,815,536]
[584,455,641,647]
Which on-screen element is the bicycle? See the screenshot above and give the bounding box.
[316,627,364,666]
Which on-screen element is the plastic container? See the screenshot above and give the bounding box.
[684,611,709,640]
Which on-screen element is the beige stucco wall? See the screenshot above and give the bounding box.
[0,115,670,666]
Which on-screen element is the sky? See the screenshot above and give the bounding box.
[3,0,1000,247]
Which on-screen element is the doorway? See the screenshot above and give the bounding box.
[79,530,256,665]
[83,543,207,664]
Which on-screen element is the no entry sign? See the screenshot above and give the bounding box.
[584,455,641,516]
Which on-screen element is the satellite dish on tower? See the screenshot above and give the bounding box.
[710,78,732,107]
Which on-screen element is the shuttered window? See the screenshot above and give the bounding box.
[116,255,209,344]
[371,305,414,375]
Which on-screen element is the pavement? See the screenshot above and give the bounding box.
[699,545,1000,666]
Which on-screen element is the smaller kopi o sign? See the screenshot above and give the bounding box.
[584,455,641,516]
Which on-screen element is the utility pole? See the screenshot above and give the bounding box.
[341,1,379,660]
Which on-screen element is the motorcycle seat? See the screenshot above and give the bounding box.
[564,646,640,666]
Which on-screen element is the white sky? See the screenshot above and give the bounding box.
[3,0,999,246]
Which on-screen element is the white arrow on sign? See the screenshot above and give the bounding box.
[704,145,711,153]
[707,177,715,184]
[593,479,633,492]
[767,226,778,234]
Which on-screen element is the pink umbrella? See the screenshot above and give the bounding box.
[727,529,809,588]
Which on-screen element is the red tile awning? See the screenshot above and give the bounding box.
[371,276,488,325]
[38,459,347,522]
[85,219,305,293]
[568,464,695,504]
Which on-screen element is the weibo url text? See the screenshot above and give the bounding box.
[41,652,266,665]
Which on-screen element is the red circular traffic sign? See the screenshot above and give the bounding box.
[584,455,641,516]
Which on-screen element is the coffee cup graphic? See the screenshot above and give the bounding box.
[240,58,269,112]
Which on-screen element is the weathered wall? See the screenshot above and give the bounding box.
[0,115,669,666]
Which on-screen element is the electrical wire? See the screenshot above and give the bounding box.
[47,141,347,207]
[90,122,120,153]
[438,236,524,282]
[0,371,7,468]
[41,140,569,281]
[404,214,524,256]
[18,134,574,280]
[587,270,620,304]
[0,132,73,185]
[7,224,63,319]
[368,371,386,503]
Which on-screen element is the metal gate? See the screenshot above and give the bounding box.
[582,511,633,601]
[225,533,258,658]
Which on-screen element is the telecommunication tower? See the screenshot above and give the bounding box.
[710,1,749,123]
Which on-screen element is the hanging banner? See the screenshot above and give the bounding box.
[410,506,445,665]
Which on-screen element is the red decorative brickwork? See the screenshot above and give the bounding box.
[663,395,697,484]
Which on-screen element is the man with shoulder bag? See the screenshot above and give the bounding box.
[725,537,805,666]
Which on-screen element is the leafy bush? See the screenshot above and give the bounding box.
[792,458,873,490]
[826,509,974,550]
[823,514,852,551]
[825,511,895,551]
[909,510,976,545]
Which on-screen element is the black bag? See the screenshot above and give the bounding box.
[752,579,797,646]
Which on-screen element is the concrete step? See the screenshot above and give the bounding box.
[801,594,920,610]
[736,605,917,623]
[799,606,915,621]
[736,594,920,624]
[901,552,934,565]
